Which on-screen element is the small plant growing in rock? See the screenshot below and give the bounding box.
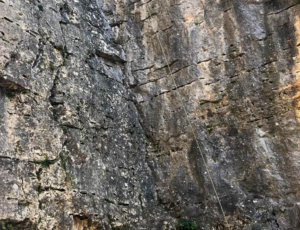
[49,62,56,72]
[35,184,43,194]
[38,4,44,11]
[60,152,68,170]
[40,155,54,167]
[178,220,198,230]
[6,91,16,99]
[1,222,6,230]
[54,44,68,66]
[18,200,31,207]
[206,125,213,133]
[33,155,57,168]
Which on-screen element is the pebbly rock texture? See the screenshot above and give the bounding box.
[0,0,300,229]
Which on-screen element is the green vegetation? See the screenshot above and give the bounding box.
[60,152,68,170]
[178,220,198,230]
[65,172,72,184]
[40,155,53,167]
[35,184,43,194]
[59,124,69,131]
[54,45,68,66]
[104,198,115,204]
[112,227,123,230]
[206,125,213,133]
[63,57,67,66]
[6,91,16,99]
[0,221,14,230]
[38,4,44,11]
[33,155,57,168]
[49,62,56,72]
[36,168,42,180]
[18,200,31,207]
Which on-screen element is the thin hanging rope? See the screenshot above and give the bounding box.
[145,3,228,225]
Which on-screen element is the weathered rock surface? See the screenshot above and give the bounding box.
[0,0,300,229]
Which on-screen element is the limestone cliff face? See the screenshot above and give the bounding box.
[0,0,300,229]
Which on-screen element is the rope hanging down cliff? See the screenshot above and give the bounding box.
[145,3,228,225]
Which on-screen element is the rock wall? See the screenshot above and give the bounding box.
[0,0,300,229]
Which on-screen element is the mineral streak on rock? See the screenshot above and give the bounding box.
[0,0,300,229]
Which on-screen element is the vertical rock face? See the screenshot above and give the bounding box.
[0,0,299,229]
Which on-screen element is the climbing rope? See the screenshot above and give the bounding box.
[145,3,229,226]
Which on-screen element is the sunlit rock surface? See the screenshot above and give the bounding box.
[0,0,300,229]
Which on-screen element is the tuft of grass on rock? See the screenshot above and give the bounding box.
[178,220,198,230]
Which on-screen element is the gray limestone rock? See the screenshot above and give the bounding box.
[0,0,300,229]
